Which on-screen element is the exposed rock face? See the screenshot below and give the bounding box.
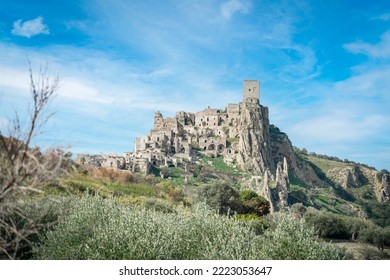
[378,173,390,202]
[237,102,274,175]
[275,159,289,210]
[326,167,364,188]
[260,170,275,213]
[342,166,390,202]
[269,126,326,187]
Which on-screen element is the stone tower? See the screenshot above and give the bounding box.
[243,80,260,103]
[154,111,163,129]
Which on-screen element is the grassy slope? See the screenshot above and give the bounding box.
[294,154,390,227]
[304,155,352,173]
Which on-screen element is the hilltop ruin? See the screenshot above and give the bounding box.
[77,80,271,173]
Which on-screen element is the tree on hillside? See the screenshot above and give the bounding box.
[239,190,270,216]
[0,64,64,259]
[194,180,241,215]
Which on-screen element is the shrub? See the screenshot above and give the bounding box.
[90,168,136,183]
[34,197,344,260]
[142,198,176,213]
[290,203,307,218]
[0,197,70,259]
[0,65,64,259]
[35,197,259,259]
[358,226,390,251]
[260,214,344,260]
[304,209,349,239]
[239,190,270,216]
[194,180,241,215]
[235,214,266,235]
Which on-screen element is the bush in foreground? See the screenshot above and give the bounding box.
[34,196,344,260]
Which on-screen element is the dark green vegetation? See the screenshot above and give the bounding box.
[288,148,390,258]
[0,158,344,260]
[33,196,342,260]
[2,134,389,260]
[291,147,390,226]
[2,147,389,260]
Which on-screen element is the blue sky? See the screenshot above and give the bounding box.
[0,0,389,170]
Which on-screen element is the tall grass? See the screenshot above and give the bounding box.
[34,196,344,260]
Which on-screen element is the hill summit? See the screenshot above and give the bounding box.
[76,80,390,212]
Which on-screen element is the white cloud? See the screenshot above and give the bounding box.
[289,111,387,143]
[344,30,390,58]
[220,0,251,20]
[59,79,113,104]
[0,66,30,91]
[334,66,390,96]
[371,13,390,21]
[65,20,88,31]
[12,16,49,38]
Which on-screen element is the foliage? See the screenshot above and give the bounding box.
[0,197,69,259]
[0,65,64,259]
[235,214,266,235]
[260,213,344,260]
[303,207,388,246]
[331,185,356,202]
[194,180,241,215]
[58,169,161,200]
[290,203,307,218]
[90,167,137,183]
[35,197,259,259]
[361,200,390,227]
[304,209,350,239]
[294,147,376,170]
[239,190,270,216]
[376,169,390,181]
[200,154,243,177]
[142,198,176,213]
[159,167,175,178]
[358,226,390,251]
[34,196,343,260]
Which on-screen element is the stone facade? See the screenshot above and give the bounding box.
[75,153,125,169]
[77,80,266,174]
[122,80,261,173]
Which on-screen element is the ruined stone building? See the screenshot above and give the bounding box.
[126,80,263,172]
[76,79,390,211]
[77,80,273,174]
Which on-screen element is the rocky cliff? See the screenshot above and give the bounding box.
[326,166,365,189]
[237,102,274,175]
[269,125,326,188]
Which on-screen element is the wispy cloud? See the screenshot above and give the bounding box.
[370,13,390,21]
[64,20,88,31]
[344,30,390,58]
[334,66,390,97]
[11,16,49,38]
[220,0,251,20]
[0,66,30,91]
[290,111,387,142]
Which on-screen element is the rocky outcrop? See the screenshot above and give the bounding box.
[269,125,326,188]
[237,102,274,175]
[260,170,275,213]
[349,167,390,202]
[326,167,364,188]
[377,173,390,202]
[275,158,289,210]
